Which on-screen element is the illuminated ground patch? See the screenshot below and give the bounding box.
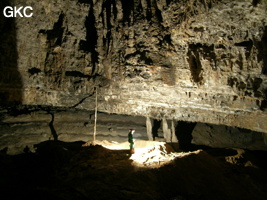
[84,140,201,168]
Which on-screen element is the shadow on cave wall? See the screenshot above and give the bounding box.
[79,0,99,74]
[0,0,23,106]
[260,26,267,75]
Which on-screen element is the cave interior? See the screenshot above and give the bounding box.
[1,0,267,199]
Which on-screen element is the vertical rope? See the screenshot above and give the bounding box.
[93,87,98,142]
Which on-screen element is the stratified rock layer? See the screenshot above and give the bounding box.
[1,0,267,133]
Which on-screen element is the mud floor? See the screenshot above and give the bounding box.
[0,140,267,200]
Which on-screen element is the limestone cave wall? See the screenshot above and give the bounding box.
[1,0,267,133]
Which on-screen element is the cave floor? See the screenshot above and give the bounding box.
[0,140,267,200]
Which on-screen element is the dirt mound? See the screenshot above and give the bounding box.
[84,140,172,150]
[84,140,203,168]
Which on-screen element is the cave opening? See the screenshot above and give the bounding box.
[152,119,161,140]
[175,121,197,151]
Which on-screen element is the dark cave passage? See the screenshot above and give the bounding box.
[152,119,161,140]
[175,121,197,151]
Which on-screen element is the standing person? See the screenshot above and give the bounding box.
[128,129,135,154]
